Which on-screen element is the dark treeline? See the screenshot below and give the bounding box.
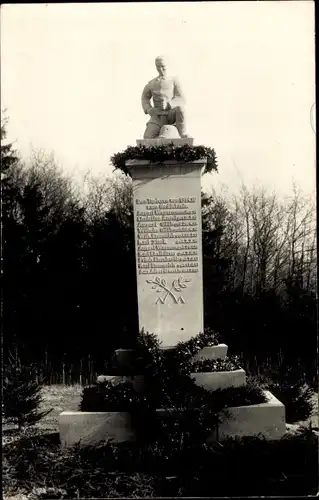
[201,184,317,385]
[2,121,317,385]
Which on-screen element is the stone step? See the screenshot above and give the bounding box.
[192,344,228,362]
[136,137,194,147]
[59,411,135,448]
[210,390,286,441]
[97,367,245,394]
[191,368,246,391]
[157,390,286,441]
[59,390,285,447]
[114,344,228,368]
[96,374,144,393]
[97,366,244,393]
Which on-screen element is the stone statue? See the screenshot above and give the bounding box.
[141,56,188,139]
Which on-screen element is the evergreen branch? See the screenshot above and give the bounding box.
[110,144,218,177]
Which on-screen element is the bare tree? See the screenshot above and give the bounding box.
[205,182,316,297]
[18,148,82,227]
[83,171,133,225]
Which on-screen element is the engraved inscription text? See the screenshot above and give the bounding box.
[135,197,199,275]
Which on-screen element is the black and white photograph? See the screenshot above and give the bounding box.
[1,2,317,498]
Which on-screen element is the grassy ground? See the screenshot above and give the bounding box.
[3,383,318,442]
[39,384,83,431]
[3,385,83,447]
[30,383,319,431]
[3,384,318,499]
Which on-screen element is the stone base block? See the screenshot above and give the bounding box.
[192,344,228,362]
[96,375,125,385]
[212,390,286,441]
[159,346,177,353]
[136,137,194,147]
[59,411,135,448]
[59,391,285,447]
[156,390,286,441]
[191,368,246,391]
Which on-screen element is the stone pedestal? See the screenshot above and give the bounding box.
[127,149,206,348]
[191,368,246,391]
[59,411,135,447]
[136,137,194,147]
[192,344,228,362]
[59,390,286,448]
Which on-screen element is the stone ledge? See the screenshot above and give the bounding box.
[96,374,144,393]
[136,138,194,147]
[59,391,285,447]
[126,158,207,167]
[159,344,228,361]
[192,344,228,362]
[157,391,286,441]
[59,411,135,448]
[213,390,286,441]
[191,368,246,391]
[110,344,228,368]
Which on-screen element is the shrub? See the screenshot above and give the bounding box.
[3,352,52,431]
[213,377,267,409]
[190,354,241,373]
[256,364,315,423]
[80,381,145,412]
[3,427,317,498]
[3,435,156,499]
[170,427,318,497]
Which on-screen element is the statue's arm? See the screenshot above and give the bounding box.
[141,83,153,114]
[171,78,185,107]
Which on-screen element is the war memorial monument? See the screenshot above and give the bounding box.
[59,56,286,447]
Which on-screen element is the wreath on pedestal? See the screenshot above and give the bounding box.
[110,144,218,177]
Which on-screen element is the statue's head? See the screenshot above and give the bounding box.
[155,56,167,77]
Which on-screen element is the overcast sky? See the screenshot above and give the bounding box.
[1,1,315,196]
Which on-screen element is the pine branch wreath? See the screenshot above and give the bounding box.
[110,144,218,177]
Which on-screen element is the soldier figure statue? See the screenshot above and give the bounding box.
[141,56,189,139]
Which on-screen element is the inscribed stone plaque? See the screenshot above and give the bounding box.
[128,159,205,347]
